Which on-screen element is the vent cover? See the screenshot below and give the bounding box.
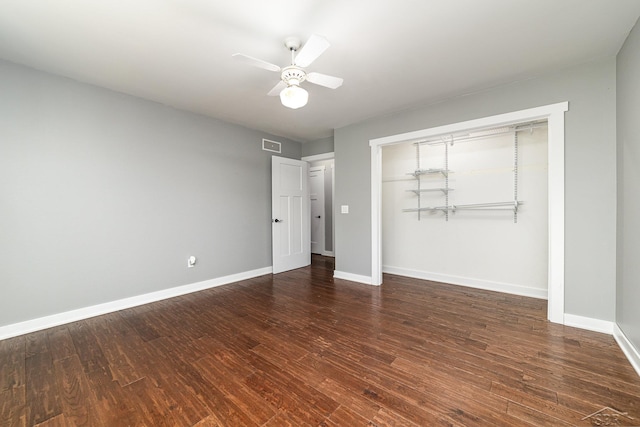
[262,139,282,153]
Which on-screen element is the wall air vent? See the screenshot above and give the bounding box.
[262,139,282,153]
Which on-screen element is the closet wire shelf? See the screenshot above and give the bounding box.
[402,121,534,223]
[407,168,450,178]
[406,188,453,195]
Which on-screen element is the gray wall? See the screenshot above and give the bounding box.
[617,19,640,350]
[0,59,300,327]
[335,57,617,321]
[302,136,334,157]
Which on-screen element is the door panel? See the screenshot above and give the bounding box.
[272,156,310,273]
[278,196,290,256]
[292,195,303,254]
[280,163,303,192]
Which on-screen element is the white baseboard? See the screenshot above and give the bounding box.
[0,266,273,341]
[333,270,375,285]
[322,250,334,257]
[382,265,548,300]
[563,314,614,335]
[613,324,640,377]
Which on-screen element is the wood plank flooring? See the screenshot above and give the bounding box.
[2,255,640,426]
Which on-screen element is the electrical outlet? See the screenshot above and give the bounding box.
[188,256,196,268]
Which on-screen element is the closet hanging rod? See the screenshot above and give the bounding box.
[403,207,449,213]
[453,201,521,210]
[403,201,522,213]
[413,121,547,147]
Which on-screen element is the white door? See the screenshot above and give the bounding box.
[272,156,310,273]
[310,166,325,255]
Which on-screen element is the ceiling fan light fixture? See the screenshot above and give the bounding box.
[233,34,341,109]
[280,84,308,109]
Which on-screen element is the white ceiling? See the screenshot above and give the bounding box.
[1,1,639,143]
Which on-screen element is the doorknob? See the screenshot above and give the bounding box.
[316,216,321,219]
[273,219,283,223]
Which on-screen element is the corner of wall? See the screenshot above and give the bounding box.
[301,136,335,157]
[614,324,640,377]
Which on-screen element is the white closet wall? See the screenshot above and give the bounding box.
[381,126,548,297]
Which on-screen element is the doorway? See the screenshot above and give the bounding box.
[381,121,549,299]
[310,166,326,255]
[303,153,335,257]
[369,103,568,324]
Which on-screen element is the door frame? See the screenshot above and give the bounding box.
[309,165,326,255]
[302,152,335,257]
[369,102,568,324]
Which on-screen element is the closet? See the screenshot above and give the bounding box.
[381,121,548,296]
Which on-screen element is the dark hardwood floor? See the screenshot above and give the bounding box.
[2,255,640,426]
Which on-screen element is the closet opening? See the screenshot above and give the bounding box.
[369,103,568,324]
[382,120,548,298]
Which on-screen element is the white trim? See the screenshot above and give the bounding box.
[564,314,614,335]
[369,103,569,147]
[546,111,565,324]
[331,160,335,260]
[333,270,374,285]
[370,102,569,323]
[0,266,272,341]
[302,152,334,162]
[383,266,547,299]
[371,144,383,285]
[322,250,334,257]
[613,324,640,377]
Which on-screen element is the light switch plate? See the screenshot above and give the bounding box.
[341,205,349,214]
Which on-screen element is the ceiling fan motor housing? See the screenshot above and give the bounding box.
[281,66,307,86]
[284,36,302,51]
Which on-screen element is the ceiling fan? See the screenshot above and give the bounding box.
[232,34,343,109]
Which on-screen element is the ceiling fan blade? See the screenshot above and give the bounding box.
[232,53,281,72]
[306,72,343,89]
[294,34,330,68]
[267,80,287,96]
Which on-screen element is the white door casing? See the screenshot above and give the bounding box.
[272,156,310,274]
[302,153,335,258]
[310,166,326,255]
